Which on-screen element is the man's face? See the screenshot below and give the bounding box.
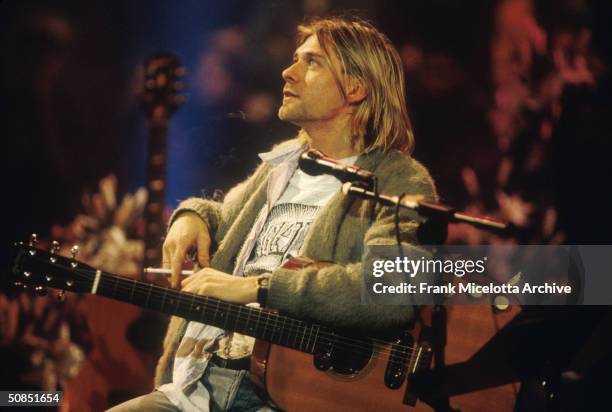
[278,35,347,126]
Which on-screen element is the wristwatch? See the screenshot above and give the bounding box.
[256,274,271,306]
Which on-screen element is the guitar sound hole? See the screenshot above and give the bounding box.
[315,335,373,376]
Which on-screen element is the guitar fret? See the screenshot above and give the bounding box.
[299,327,306,350]
[160,288,167,311]
[261,311,268,339]
[256,309,264,340]
[291,320,297,348]
[310,325,320,353]
[245,307,253,335]
[305,325,312,353]
[213,299,220,323]
[298,321,304,349]
[129,280,136,302]
[188,293,196,318]
[198,298,208,323]
[292,320,299,349]
[221,302,229,329]
[256,311,264,337]
[274,314,282,345]
[233,306,241,332]
[268,312,276,343]
[111,276,119,298]
[171,293,179,315]
[144,284,152,309]
[281,316,287,346]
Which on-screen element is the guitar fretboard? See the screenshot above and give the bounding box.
[96,271,325,354]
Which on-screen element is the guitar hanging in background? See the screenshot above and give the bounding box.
[54,54,187,409]
[141,53,186,275]
[122,52,186,383]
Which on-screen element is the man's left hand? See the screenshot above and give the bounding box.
[181,268,259,304]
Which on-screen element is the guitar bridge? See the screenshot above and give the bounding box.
[384,333,413,390]
[403,343,432,406]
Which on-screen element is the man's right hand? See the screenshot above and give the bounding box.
[162,212,211,288]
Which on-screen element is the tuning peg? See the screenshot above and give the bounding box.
[70,245,80,258]
[49,241,60,263]
[70,245,80,268]
[34,286,48,296]
[14,282,28,291]
[29,233,38,246]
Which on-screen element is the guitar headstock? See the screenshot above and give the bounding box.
[11,237,97,295]
[141,53,186,119]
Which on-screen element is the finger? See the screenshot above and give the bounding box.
[181,268,207,288]
[182,277,204,293]
[197,230,211,267]
[185,281,212,296]
[181,273,195,288]
[162,244,172,269]
[171,249,185,288]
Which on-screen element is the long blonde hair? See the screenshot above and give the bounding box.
[296,17,415,154]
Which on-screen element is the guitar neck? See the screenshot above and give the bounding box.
[143,121,168,267]
[94,270,324,354]
[140,52,185,268]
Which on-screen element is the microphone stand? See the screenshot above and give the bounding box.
[342,183,512,412]
[341,182,512,238]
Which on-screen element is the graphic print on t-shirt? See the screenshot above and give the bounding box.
[243,202,320,274]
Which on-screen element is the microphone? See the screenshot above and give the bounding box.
[298,149,376,188]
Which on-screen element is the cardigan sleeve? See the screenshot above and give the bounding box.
[167,162,271,243]
[266,155,437,331]
[168,198,222,235]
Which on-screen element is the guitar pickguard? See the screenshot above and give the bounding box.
[314,333,375,378]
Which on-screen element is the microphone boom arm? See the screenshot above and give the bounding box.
[342,183,511,235]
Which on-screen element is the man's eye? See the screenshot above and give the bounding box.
[307,58,318,66]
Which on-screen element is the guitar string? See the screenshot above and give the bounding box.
[53,275,429,371]
[23,256,422,365]
[22,254,426,363]
[22,255,423,367]
[61,273,421,365]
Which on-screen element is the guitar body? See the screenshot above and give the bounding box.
[255,341,424,412]
[252,304,521,412]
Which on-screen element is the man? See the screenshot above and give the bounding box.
[110,17,436,411]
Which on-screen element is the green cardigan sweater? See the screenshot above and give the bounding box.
[154,140,437,386]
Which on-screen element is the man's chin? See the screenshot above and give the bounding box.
[278,109,318,130]
[278,107,299,123]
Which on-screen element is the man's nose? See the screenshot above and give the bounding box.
[282,62,300,83]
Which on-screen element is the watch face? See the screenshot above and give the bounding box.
[258,276,270,288]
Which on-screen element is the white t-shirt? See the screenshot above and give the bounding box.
[243,156,357,274]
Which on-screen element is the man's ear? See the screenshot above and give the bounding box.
[345,77,367,104]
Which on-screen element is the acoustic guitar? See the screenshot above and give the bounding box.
[10,242,521,411]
